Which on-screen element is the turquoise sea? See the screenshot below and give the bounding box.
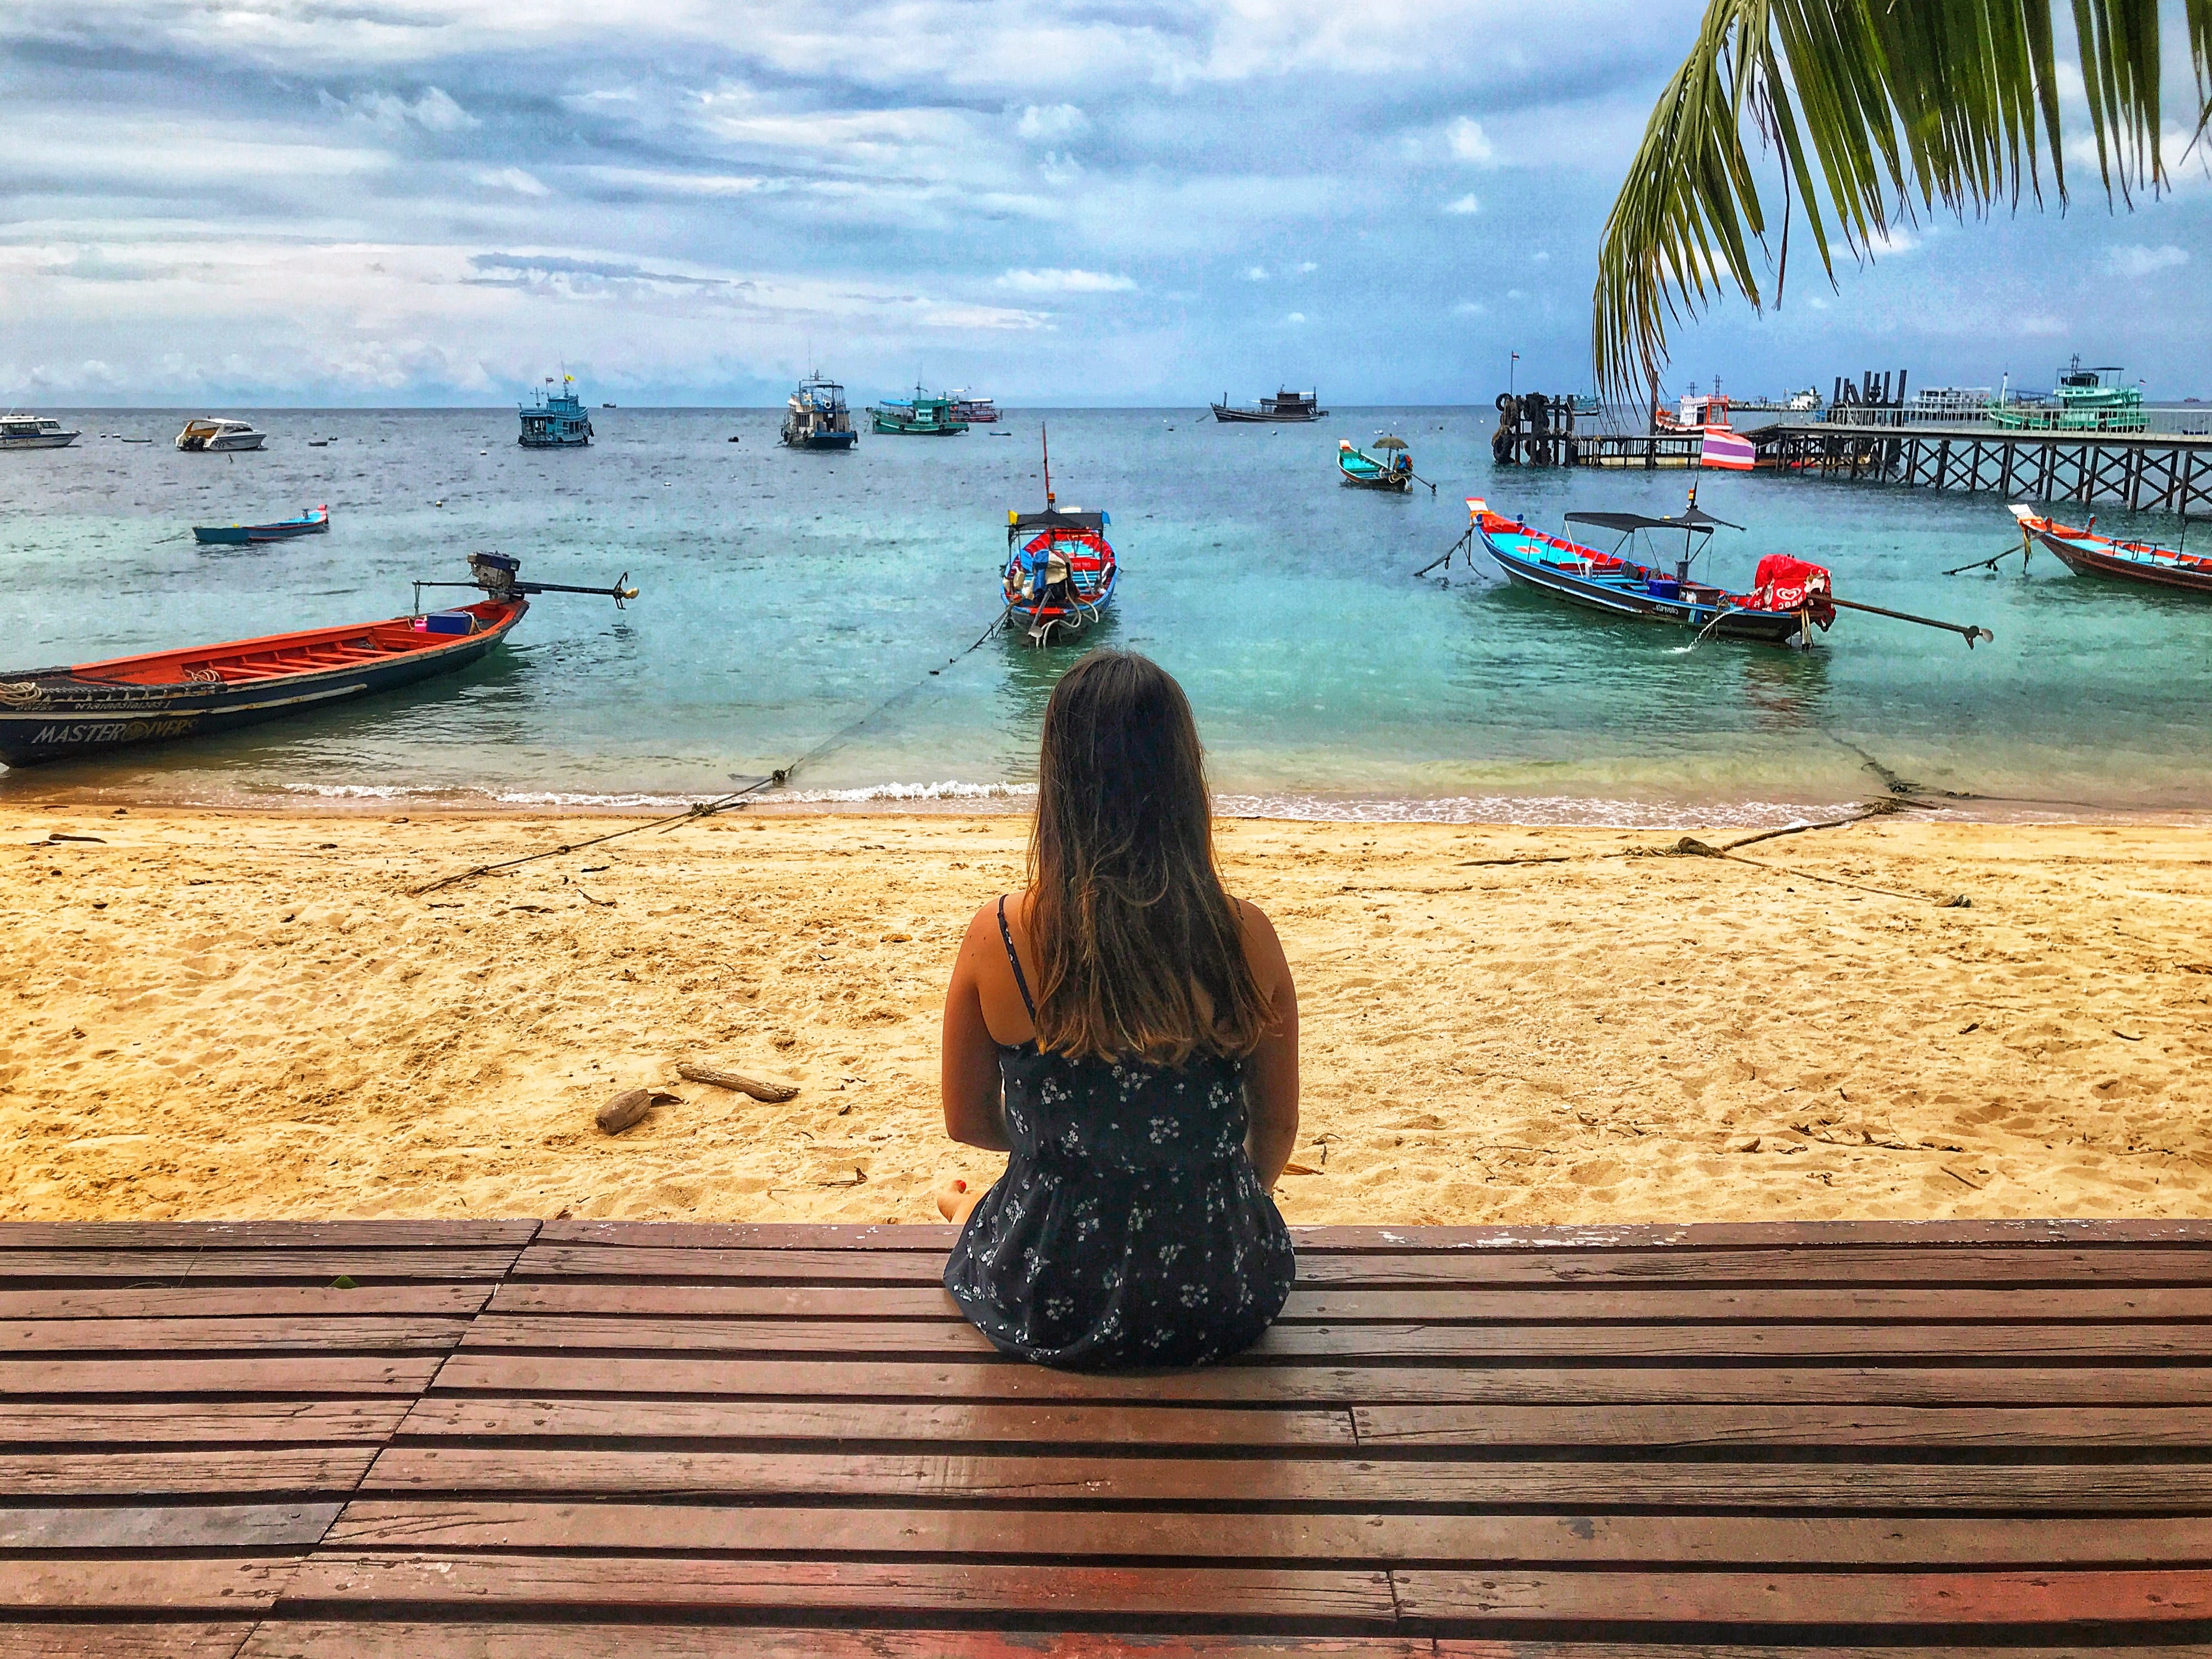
[5,406,2211,823]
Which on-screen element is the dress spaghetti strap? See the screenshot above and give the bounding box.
[996,895,1037,1023]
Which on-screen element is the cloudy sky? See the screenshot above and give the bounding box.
[4,1,2208,405]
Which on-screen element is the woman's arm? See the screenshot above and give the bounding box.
[1237,901,1300,1189]
[940,905,1012,1152]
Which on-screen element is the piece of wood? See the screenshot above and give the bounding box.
[2,1316,473,1353]
[674,1062,798,1103]
[0,1220,537,1249]
[536,1220,952,1249]
[0,1556,302,1612]
[596,1088,679,1135]
[356,1448,2212,1511]
[1351,1402,2212,1449]
[428,1353,2212,1407]
[0,1356,442,1396]
[237,1625,1430,1659]
[0,1285,494,1321]
[0,1624,258,1658]
[320,1502,2212,1568]
[488,1282,962,1319]
[0,1448,376,1497]
[0,1501,342,1549]
[0,1401,410,1446]
[281,1555,1397,1624]
[395,1396,1358,1447]
[0,1248,523,1283]
[513,1244,952,1283]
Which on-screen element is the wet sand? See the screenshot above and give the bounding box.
[3,806,2209,1223]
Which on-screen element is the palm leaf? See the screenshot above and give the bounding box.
[1594,0,2212,403]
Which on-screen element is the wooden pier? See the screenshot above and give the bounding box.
[10,1217,2212,1655]
[1750,421,2212,512]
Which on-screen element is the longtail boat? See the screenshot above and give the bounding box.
[1002,425,1115,646]
[2009,504,2212,597]
[1337,436,1417,493]
[0,553,635,768]
[192,505,330,545]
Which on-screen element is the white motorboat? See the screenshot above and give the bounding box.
[176,417,267,453]
[0,414,82,450]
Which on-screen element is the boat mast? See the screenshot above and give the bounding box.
[1042,422,1054,509]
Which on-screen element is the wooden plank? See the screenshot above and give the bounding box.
[357,1448,2212,1511]
[489,1280,2212,1325]
[0,1500,341,1548]
[0,1221,535,1248]
[0,1357,441,1396]
[1393,1566,2212,1627]
[431,1354,2212,1407]
[0,1400,411,1444]
[0,1285,494,1320]
[320,1502,2212,1568]
[3,1317,473,1353]
[1352,1403,2212,1449]
[0,1556,302,1612]
[396,1397,1358,1447]
[0,1249,522,1283]
[239,1626,1429,1659]
[452,1313,2212,1363]
[0,1448,376,1496]
[537,1222,955,1251]
[281,1555,1397,1624]
[0,1625,258,1659]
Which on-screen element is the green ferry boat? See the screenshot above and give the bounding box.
[1990,356,2145,433]
[869,385,969,436]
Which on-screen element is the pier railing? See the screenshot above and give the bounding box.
[1760,421,2212,513]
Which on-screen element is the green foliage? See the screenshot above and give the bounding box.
[1594,0,2212,402]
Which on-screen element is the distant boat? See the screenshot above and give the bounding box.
[1,414,81,450]
[1337,435,1417,493]
[1991,356,2146,432]
[602,403,616,409]
[871,385,969,436]
[781,374,860,450]
[1212,388,1324,423]
[950,392,1000,424]
[193,506,330,546]
[520,376,593,447]
[2010,504,2212,597]
[1002,425,1115,646]
[176,418,266,453]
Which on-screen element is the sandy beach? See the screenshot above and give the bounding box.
[2,804,2208,1224]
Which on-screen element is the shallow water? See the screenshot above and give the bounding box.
[4,407,2210,822]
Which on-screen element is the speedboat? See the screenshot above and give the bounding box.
[176,418,267,453]
[0,414,82,450]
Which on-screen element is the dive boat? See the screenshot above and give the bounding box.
[1002,426,1116,646]
[0,552,636,768]
[1338,435,1417,492]
[870,386,968,436]
[192,506,331,546]
[950,392,1000,424]
[175,418,267,453]
[2010,504,2212,596]
[520,376,593,447]
[0,414,81,450]
[1211,388,1324,423]
[780,374,859,450]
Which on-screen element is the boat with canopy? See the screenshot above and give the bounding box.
[2008,504,2212,596]
[1002,425,1116,646]
[1336,434,1430,493]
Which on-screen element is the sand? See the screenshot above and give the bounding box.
[2,805,2209,1224]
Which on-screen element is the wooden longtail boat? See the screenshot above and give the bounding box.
[2010,504,2212,597]
[1002,425,1115,646]
[0,553,635,768]
[1211,388,1324,423]
[191,505,330,545]
[1337,437,1414,492]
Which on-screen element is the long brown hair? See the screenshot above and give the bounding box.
[1025,650,1271,1065]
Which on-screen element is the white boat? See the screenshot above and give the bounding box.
[0,414,82,450]
[176,417,267,453]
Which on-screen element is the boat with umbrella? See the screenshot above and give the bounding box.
[1002,425,1116,646]
[2006,504,2212,597]
[1337,433,1431,494]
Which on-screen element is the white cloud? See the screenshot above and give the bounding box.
[2017,313,2067,337]
[1294,260,1317,274]
[475,167,551,196]
[1453,301,1487,317]
[995,267,1135,292]
[1017,103,1088,141]
[1285,311,1306,324]
[1447,117,1493,163]
[2106,243,2188,278]
[331,86,478,134]
[1443,194,1480,215]
[1530,249,1550,263]
[1244,265,1269,280]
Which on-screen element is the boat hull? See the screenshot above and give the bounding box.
[1339,455,1411,492]
[1478,525,1810,645]
[2029,527,2212,596]
[192,511,330,546]
[786,430,859,451]
[872,418,967,436]
[0,433,80,450]
[1212,404,1323,423]
[0,601,525,768]
[518,434,590,448]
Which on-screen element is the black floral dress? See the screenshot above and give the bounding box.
[943,899,1296,1371]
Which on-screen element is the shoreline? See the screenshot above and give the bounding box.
[5,806,2210,1226]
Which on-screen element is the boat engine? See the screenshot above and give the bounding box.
[468,551,523,599]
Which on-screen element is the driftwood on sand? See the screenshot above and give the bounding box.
[676,1062,799,1103]
[596,1087,680,1135]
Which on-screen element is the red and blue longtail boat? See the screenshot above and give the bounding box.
[1002,424,1116,646]
[0,552,635,768]
[2010,504,2212,597]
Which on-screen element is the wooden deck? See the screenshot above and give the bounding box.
[7,1218,2212,1656]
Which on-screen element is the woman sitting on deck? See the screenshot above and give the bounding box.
[936,649,1299,1370]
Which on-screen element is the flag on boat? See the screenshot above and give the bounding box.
[1699,429,1757,471]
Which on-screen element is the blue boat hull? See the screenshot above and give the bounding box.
[795,431,859,451]
[191,514,329,545]
[1479,525,1809,645]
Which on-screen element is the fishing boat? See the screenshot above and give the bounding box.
[519,376,593,447]
[0,553,636,768]
[175,418,267,453]
[0,414,81,450]
[1002,426,1116,646]
[191,506,330,546]
[2009,504,2212,596]
[950,392,1000,424]
[1212,388,1324,423]
[1991,357,2145,432]
[870,386,968,436]
[1337,435,1416,492]
[780,374,859,450]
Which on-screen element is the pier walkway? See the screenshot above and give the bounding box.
[7,1217,2212,1655]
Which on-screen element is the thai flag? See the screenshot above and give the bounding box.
[1700,429,1757,471]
